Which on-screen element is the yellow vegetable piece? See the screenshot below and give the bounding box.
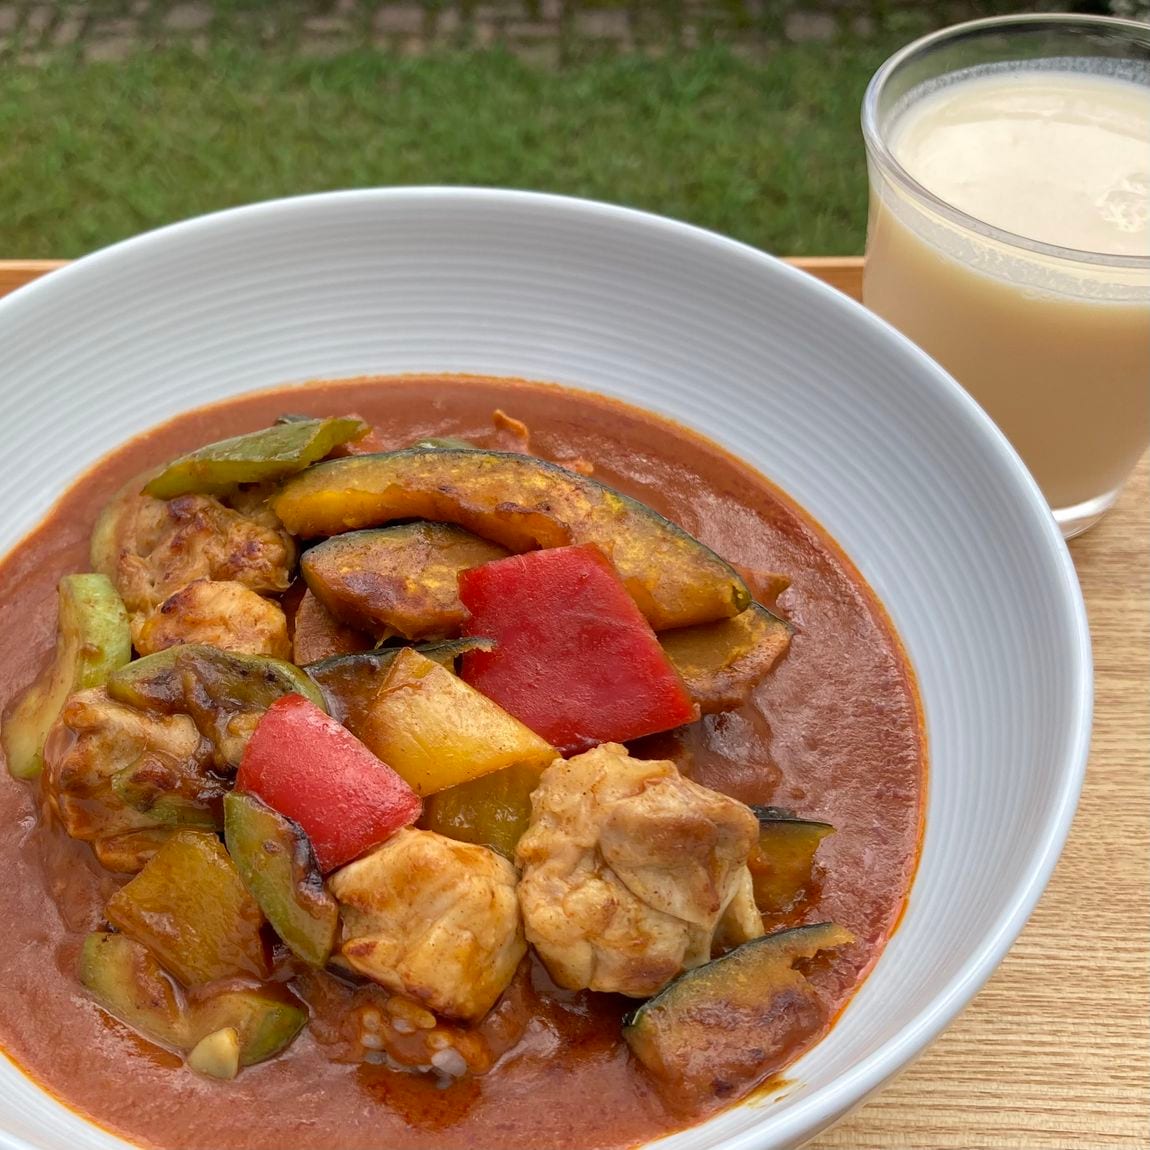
[105,830,268,988]
[187,1027,241,1081]
[361,648,555,796]
[659,603,791,714]
[420,762,543,858]
[748,810,834,915]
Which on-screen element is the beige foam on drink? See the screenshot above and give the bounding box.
[865,70,1149,514]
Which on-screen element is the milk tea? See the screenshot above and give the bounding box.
[864,71,1149,518]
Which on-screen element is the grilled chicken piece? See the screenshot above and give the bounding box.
[712,866,765,953]
[135,579,291,659]
[328,828,526,1023]
[516,743,762,997]
[42,688,222,867]
[99,489,294,646]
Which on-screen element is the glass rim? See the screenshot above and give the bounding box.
[861,12,1150,271]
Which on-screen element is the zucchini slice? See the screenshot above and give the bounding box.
[305,637,494,732]
[144,416,368,498]
[659,603,791,713]
[223,791,338,968]
[272,449,750,630]
[623,922,853,1107]
[80,931,188,1050]
[2,574,131,779]
[748,807,834,915]
[301,523,508,640]
[80,931,307,1070]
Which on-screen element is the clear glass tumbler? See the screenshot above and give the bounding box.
[862,15,1150,538]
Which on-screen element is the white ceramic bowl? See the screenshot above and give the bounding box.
[0,190,1090,1150]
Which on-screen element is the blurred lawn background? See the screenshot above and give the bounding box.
[0,0,1140,257]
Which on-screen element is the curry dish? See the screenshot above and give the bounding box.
[0,376,924,1150]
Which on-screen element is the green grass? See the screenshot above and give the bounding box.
[0,32,928,258]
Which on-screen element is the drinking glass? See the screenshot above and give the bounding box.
[862,15,1150,538]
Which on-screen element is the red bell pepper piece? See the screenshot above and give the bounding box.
[236,694,421,873]
[459,543,697,754]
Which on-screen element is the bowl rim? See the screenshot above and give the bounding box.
[0,187,1093,1150]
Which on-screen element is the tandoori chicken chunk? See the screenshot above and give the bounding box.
[516,743,762,997]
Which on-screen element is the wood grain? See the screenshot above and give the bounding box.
[1,257,1146,1148]
[0,260,63,297]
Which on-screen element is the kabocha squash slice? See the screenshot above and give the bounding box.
[301,523,508,640]
[272,449,750,630]
[659,603,792,713]
[623,922,853,1108]
[748,807,835,914]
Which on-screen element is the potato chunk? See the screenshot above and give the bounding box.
[329,827,526,1022]
[516,743,762,997]
[360,648,555,796]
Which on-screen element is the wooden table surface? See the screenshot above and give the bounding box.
[1,258,1147,1149]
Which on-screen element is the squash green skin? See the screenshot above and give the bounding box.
[144,416,368,498]
[223,791,338,968]
[272,449,750,631]
[2,574,131,780]
[622,922,853,1108]
[306,637,494,732]
[301,523,508,641]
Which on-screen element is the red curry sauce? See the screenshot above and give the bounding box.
[0,377,924,1150]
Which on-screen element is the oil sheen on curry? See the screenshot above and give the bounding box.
[0,377,924,1150]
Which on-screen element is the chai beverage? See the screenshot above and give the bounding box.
[863,18,1150,537]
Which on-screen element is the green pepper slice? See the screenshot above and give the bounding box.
[144,416,368,498]
[224,791,338,967]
